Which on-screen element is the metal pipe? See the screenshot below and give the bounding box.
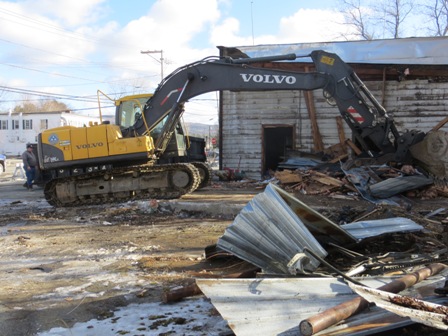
[299,263,447,336]
[228,53,297,64]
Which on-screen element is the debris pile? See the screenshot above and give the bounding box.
[273,158,448,204]
[185,183,448,335]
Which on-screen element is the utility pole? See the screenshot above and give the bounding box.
[140,50,164,81]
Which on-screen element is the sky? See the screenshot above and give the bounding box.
[0,0,357,124]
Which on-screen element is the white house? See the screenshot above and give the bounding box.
[0,111,102,156]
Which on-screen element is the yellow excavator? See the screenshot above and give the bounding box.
[38,93,210,206]
[37,50,448,206]
[113,93,211,187]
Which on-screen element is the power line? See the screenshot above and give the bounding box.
[0,7,117,48]
[0,62,106,83]
[0,85,106,103]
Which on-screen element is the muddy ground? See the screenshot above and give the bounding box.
[0,160,447,336]
[0,163,261,336]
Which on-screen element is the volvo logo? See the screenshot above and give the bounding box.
[240,74,297,84]
[76,142,104,149]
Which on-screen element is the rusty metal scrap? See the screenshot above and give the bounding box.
[350,281,448,330]
[299,263,447,336]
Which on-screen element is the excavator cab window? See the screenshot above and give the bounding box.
[118,97,147,128]
[151,115,168,138]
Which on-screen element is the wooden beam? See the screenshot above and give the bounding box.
[431,116,448,132]
[304,90,324,152]
[336,116,347,153]
[345,139,362,155]
[304,66,324,152]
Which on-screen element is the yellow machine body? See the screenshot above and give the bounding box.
[38,122,154,171]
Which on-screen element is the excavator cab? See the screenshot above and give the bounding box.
[115,94,149,129]
[115,94,207,165]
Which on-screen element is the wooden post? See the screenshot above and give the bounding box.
[336,116,347,153]
[303,68,324,152]
[431,116,448,132]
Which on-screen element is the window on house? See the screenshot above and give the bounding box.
[0,120,7,130]
[12,120,19,130]
[40,119,49,130]
[23,119,33,130]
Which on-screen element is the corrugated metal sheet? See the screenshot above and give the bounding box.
[228,36,448,65]
[341,218,423,240]
[196,269,448,336]
[217,183,336,275]
[217,183,424,275]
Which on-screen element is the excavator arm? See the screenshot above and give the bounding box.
[125,54,330,153]
[127,50,424,163]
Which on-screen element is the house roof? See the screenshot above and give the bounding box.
[218,37,448,81]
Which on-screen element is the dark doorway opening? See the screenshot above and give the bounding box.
[262,125,294,176]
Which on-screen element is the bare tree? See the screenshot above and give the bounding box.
[339,0,377,40]
[337,0,422,39]
[39,100,70,113]
[13,99,70,113]
[423,0,448,36]
[375,0,415,38]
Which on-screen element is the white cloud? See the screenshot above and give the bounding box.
[22,0,108,27]
[0,0,359,122]
[98,0,223,92]
[0,1,100,64]
[210,17,254,47]
[277,9,351,43]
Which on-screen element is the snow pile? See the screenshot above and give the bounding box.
[38,297,230,336]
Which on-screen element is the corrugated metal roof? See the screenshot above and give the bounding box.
[222,36,448,65]
[196,270,448,336]
[217,183,356,275]
[217,183,424,275]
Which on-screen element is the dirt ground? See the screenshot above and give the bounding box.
[0,160,447,336]
[0,162,259,336]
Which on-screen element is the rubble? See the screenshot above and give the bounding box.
[2,158,448,335]
[194,179,448,335]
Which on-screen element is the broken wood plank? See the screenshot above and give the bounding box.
[323,143,346,160]
[274,170,303,184]
[345,139,362,155]
[310,171,357,192]
[162,283,202,303]
[310,171,344,187]
[329,153,349,163]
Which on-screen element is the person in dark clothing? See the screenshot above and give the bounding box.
[22,144,37,190]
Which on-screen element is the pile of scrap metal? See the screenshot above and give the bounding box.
[275,156,447,206]
[194,183,448,335]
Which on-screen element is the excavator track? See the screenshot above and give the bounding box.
[44,163,201,207]
[191,161,213,189]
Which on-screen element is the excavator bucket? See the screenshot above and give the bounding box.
[409,130,448,182]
